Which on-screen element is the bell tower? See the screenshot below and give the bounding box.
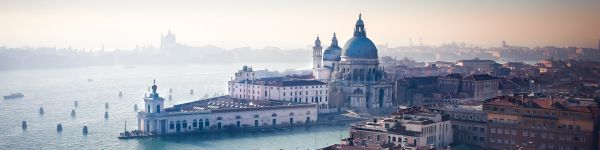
[312,36,323,69]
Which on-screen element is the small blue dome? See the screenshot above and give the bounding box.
[323,45,342,61]
[342,36,378,59]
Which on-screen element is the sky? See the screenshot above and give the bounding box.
[0,0,599,50]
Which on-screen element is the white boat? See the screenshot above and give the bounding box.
[3,93,24,99]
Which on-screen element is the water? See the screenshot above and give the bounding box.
[0,63,350,150]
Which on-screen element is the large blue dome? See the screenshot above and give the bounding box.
[341,14,378,59]
[342,36,378,59]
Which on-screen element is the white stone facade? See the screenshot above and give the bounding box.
[138,94,318,135]
[227,66,332,113]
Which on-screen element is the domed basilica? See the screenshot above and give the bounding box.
[312,14,393,112]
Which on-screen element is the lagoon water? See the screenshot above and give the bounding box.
[0,63,349,150]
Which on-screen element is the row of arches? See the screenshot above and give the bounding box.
[339,67,382,82]
[166,112,315,132]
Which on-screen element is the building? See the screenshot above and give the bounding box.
[455,59,498,74]
[437,105,487,147]
[438,74,463,96]
[438,74,500,101]
[483,96,598,150]
[227,66,333,113]
[462,74,500,100]
[326,14,394,113]
[348,107,453,149]
[313,33,342,82]
[394,76,439,106]
[160,29,177,49]
[138,81,318,135]
[387,108,453,149]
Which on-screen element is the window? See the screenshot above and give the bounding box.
[169,121,174,129]
[193,119,198,127]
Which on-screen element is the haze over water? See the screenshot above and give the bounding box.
[0,62,348,150]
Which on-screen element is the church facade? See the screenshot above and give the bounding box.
[312,14,394,113]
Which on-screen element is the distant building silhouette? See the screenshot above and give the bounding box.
[160,29,177,49]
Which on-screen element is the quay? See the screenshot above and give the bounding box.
[118,112,362,139]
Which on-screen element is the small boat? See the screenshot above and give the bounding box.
[87,79,93,82]
[3,93,24,99]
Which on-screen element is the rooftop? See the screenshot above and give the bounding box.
[236,77,326,86]
[164,96,316,114]
[484,96,594,113]
[464,74,499,81]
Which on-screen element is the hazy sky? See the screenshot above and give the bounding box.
[1,0,599,50]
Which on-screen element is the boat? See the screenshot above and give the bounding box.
[3,93,24,99]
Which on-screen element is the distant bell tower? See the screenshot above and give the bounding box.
[313,36,323,69]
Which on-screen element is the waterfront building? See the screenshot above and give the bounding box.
[483,95,598,150]
[326,14,394,112]
[227,66,333,113]
[138,81,318,135]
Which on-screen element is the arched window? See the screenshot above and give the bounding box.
[193,119,198,127]
[217,117,223,120]
[169,121,174,129]
[306,111,311,115]
[254,114,260,118]
[182,120,188,128]
[289,112,295,116]
[272,113,277,117]
[236,115,241,119]
[354,88,363,94]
